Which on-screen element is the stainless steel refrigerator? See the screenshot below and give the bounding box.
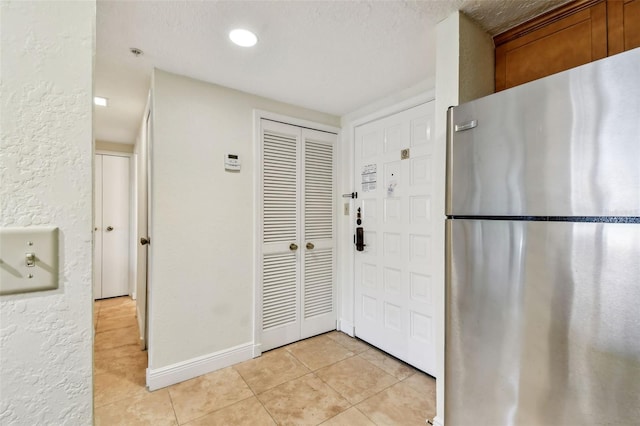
[445,48,640,425]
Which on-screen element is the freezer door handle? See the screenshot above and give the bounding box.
[454,120,477,132]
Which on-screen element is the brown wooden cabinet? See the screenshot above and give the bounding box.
[608,0,640,54]
[494,0,640,92]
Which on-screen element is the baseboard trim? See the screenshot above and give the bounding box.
[146,342,254,391]
[252,342,262,358]
[432,415,444,426]
[337,319,354,337]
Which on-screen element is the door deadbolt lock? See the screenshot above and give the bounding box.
[306,242,315,250]
[289,243,299,251]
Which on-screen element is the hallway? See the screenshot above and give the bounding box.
[93,297,436,425]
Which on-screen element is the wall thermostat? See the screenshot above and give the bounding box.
[224,153,241,171]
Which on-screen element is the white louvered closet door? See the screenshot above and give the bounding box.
[260,119,336,352]
[300,128,336,338]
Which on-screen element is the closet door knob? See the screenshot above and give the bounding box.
[140,237,150,246]
[289,243,298,251]
[306,242,315,250]
[106,226,114,232]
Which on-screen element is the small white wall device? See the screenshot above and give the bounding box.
[224,153,241,171]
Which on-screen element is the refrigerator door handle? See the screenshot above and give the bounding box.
[454,120,477,132]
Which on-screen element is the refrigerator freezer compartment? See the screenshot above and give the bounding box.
[446,48,640,218]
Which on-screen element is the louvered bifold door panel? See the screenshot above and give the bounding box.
[263,252,298,329]
[304,140,334,240]
[260,120,301,352]
[263,129,298,244]
[301,130,337,338]
[304,249,334,318]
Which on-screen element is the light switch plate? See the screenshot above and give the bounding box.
[0,227,59,295]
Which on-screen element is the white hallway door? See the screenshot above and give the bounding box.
[94,153,130,300]
[136,109,151,350]
[354,101,437,375]
[259,118,337,352]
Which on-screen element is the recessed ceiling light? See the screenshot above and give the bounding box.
[94,96,108,107]
[229,29,258,47]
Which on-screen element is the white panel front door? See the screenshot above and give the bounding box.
[95,154,130,299]
[260,119,336,352]
[354,102,437,375]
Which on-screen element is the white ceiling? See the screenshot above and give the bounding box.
[95,0,570,145]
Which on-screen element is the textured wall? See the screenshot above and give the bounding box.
[0,1,95,424]
[461,0,572,35]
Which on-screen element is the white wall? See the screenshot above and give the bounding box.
[433,11,494,426]
[148,69,339,376]
[0,1,95,424]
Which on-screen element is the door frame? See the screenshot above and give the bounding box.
[339,90,435,338]
[252,109,340,357]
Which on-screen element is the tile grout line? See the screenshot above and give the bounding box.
[238,367,280,426]
[293,334,423,425]
[166,390,180,425]
[355,404,379,426]
[279,335,367,425]
[95,315,433,424]
[313,355,402,412]
[239,341,352,426]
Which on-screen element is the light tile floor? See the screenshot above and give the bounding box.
[94,296,437,425]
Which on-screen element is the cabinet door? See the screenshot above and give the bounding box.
[495,1,607,91]
[608,0,640,55]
